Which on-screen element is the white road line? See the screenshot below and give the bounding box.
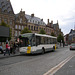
[43,53,75,75]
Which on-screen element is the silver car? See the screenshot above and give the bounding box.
[70,43,75,50]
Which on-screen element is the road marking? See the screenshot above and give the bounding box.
[43,53,75,75]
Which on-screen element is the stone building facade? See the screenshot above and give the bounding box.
[15,10,27,39]
[0,0,63,41]
[25,13,46,34]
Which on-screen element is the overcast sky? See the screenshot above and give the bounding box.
[10,0,75,35]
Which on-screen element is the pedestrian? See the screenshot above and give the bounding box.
[10,41,13,54]
[4,42,10,56]
[12,42,16,54]
[0,44,3,54]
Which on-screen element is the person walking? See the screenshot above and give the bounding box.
[4,42,10,56]
[12,42,16,54]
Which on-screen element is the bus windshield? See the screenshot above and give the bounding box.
[19,34,33,47]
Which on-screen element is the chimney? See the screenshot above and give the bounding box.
[23,11,25,15]
[31,14,34,17]
[41,19,43,21]
[51,20,53,24]
[57,20,58,25]
[51,20,53,27]
[47,19,49,24]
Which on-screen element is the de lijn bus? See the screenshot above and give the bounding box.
[19,33,57,54]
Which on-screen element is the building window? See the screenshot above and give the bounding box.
[15,31,17,36]
[37,27,38,30]
[31,26,33,30]
[29,20,31,22]
[15,25,18,29]
[10,20,12,25]
[19,31,21,35]
[34,26,35,30]
[28,25,30,30]
[19,25,21,29]
[20,18,22,23]
[4,19,7,24]
[28,19,30,22]
[22,26,24,30]
[33,20,34,23]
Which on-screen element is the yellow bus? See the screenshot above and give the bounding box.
[19,33,57,54]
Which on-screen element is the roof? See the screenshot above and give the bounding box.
[53,23,59,30]
[0,0,14,14]
[25,14,46,26]
[69,29,75,34]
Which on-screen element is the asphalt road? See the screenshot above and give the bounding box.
[0,46,75,75]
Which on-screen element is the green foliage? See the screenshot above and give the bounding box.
[51,32,55,36]
[57,34,64,43]
[0,21,12,41]
[39,28,46,34]
[21,27,32,34]
[0,21,9,27]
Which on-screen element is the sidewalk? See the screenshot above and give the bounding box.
[0,48,20,59]
[0,46,68,59]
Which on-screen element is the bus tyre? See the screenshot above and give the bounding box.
[42,47,45,54]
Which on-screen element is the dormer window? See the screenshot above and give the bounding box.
[29,20,31,22]
[33,20,34,23]
[38,22,40,24]
[2,5,5,9]
[1,2,4,5]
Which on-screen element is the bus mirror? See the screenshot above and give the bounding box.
[32,34,35,37]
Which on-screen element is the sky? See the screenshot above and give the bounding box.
[10,0,75,35]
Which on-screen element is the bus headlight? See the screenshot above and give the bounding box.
[31,49,36,51]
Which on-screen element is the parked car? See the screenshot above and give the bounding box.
[70,43,75,50]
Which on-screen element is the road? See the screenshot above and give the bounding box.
[0,46,75,75]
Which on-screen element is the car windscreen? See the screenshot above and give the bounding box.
[71,44,75,46]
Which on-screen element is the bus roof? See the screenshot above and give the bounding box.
[20,33,57,39]
[35,33,57,39]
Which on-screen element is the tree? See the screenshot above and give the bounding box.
[0,21,12,41]
[21,27,32,34]
[0,21,8,27]
[51,32,55,36]
[39,28,46,34]
[57,34,64,47]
